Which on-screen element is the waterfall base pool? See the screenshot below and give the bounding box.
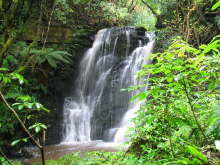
[23,141,128,165]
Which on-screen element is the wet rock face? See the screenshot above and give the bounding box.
[108,27,149,57]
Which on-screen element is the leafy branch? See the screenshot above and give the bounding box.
[0,91,46,165]
[181,78,208,144]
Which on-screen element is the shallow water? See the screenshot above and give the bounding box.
[23,141,128,165]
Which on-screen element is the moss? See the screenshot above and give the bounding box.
[13,161,23,165]
[21,25,74,43]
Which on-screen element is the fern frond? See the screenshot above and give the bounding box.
[47,56,57,68]
[31,48,72,68]
[51,53,71,64]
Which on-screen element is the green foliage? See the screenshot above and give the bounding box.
[28,149,216,165]
[100,1,130,24]
[0,157,10,165]
[174,145,210,164]
[129,35,220,163]
[28,122,47,133]
[128,6,157,31]
[171,145,210,164]
[0,69,48,150]
[1,41,72,70]
[141,0,176,15]
[141,0,219,46]
[211,0,220,10]
[11,122,47,146]
[53,0,156,28]
[0,0,73,155]
[0,158,22,165]
[31,151,148,165]
[30,48,72,68]
[11,138,28,146]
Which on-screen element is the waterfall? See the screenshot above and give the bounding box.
[62,27,155,143]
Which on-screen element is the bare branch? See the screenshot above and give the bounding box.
[141,0,158,17]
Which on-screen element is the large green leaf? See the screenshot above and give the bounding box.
[50,53,71,64]
[11,138,28,146]
[31,48,72,67]
[187,146,208,163]
[47,56,57,68]
[211,0,220,10]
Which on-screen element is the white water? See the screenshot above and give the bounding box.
[113,35,155,143]
[62,27,155,143]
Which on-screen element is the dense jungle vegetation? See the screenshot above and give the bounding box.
[0,0,220,164]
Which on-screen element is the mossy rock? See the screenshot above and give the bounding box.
[22,25,74,43]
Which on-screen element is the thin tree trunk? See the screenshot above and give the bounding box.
[43,0,56,48]
[40,147,46,165]
[141,0,158,17]
[182,78,208,144]
[0,91,46,165]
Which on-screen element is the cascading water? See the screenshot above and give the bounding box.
[62,27,155,143]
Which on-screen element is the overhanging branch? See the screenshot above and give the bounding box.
[141,0,158,17]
